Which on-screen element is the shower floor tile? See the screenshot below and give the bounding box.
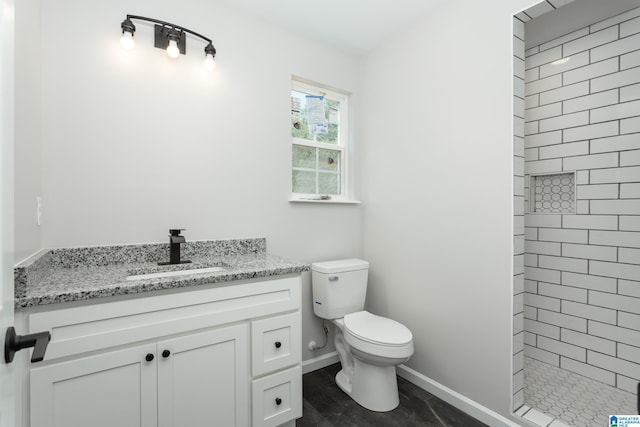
[521,357,637,427]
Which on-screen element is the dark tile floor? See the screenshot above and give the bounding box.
[297,363,488,427]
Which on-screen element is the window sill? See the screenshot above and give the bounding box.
[289,198,361,205]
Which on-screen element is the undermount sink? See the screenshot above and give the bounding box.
[126,266,226,281]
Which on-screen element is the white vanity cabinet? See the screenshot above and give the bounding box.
[19,275,302,427]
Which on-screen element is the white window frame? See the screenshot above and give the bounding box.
[290,78,354,203]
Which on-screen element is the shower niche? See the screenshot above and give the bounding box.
[527,172,575,214]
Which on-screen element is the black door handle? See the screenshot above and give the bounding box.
[145,353,155,362]
[274,341,282,349]
[4,327,51,364]
[162,350,171,358]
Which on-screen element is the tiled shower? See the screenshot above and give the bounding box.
[513,1,640,425]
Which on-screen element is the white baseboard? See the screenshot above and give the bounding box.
[397,365,521,427]
[301,351,339,374]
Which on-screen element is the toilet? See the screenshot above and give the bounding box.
[311,259,414,412]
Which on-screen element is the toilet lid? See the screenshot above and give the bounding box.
[344,311,412,346]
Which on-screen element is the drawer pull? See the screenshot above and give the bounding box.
[162,350,171,358]
[274,341,282,349]
[145,353,154,362]
[275,397,282,406]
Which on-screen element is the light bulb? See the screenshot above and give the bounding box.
[166,39,180,58]
[204,53,216,70]
[120,30,135,50]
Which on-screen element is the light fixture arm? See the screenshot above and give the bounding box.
[124,15,213,45]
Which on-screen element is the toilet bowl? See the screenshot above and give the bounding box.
[311,259,414,412]
[332,311,413,412]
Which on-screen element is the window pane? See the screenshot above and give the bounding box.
[291,90,339,145]
[318,172,339,195]
[292,170,316,194]
[292,145,316,169]
[318,149,340,172]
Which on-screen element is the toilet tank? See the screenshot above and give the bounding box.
[311,259,369,319]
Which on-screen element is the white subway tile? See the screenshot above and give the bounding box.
[514,176,525,197]
[619,279,640,297]
[514,349,524,372]
[589,320,640,346]
[526,74,562,96]
[592,33,640,62]
[524,253,538,267]
[621,183,640,198]
[526,158,562,175]
[514,75,525,99]
[524,279,538,294]
[562,243,617,261]
[514,37,525,60]
[540,27,589,51]
[621,83,640,102]
[561,329,616,355]
[591,7,640,32]
[524,148,538,161]
[539,81,589,105]
[621,15,640,37]
[527,240,561,256]
[563,58,618,86]
[525,266,561,284]
[540,51,589,79]
[618,343,640,364]
[524,318,561,338]
[515,273,525,294]
[590,230,640,247]
[619,374,640,393]
[563,121,619,143]
[619,311,640,331]
[563,89,618,114]
[562,215,618,230]
[622,116,640,134]
[525,45,538,57]
[513,17,524,40]
[561,356,615,385]
[576,184,618,200]
[526,102,562,122]
[591,260,640,280]
[563,300,617,324]
[514,156,524,176]
[588,350,640,380]
[592,67,640,93]
[524,306,538,321]
[621,49,640,70]
[576,170,589,184]
[538,335,586,361]
[590,200,640,215]
[621,149,640,167]
[620,216,640,231]
[591,99,640,124]
[576,200,589,214]
[540,111,589,132]
[524,121,538,136]
[523,1,554,19]
[591,166,640,183]
[526,46,562,70]
[539,255,588,273]
[564,27,618,57]
[526,214,562,228]
[539,227,588,243]
[525,94,539,109]
[563,152,618,171]
[590,290,640,315]
[562,272,617,292]
[513,96,525,118]
[539,282,587,302]
[514,136,525,157]
[539,141,589,159]
[514,310,524,333]
[525,344,560,366]
[515,234,525,254]
[514,196,525,215]
[525,130,562,148]
[620,247,640,265]
[515,215,525,235]
[525,227,538,241]
[591,134,640,153]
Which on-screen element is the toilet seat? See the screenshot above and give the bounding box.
[344,311,412,346]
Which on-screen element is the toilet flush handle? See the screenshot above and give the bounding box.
[328,276,339,282]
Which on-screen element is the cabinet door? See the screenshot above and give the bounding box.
[157,324,249,427]
[30,343,158,427]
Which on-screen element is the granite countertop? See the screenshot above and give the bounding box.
[14,238,309,308]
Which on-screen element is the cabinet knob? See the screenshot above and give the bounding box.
[274,341,282,349]
[145,353,154,362]
[275,397,282,406]
[162,350,171,358]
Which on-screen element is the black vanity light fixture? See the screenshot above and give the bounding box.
[120,15,217,70]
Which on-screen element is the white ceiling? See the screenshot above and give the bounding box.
[219,0,445,56]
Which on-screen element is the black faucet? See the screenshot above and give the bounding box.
[158,229,192,265]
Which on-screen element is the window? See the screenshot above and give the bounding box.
[290,79,351,202]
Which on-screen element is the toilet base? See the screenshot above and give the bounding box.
[335,358,400,412]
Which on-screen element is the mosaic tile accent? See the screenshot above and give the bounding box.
[521,357,636,427]
[533,173,575,214]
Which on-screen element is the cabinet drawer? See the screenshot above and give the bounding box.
[251,365,302,427]
[251,312,301,376]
